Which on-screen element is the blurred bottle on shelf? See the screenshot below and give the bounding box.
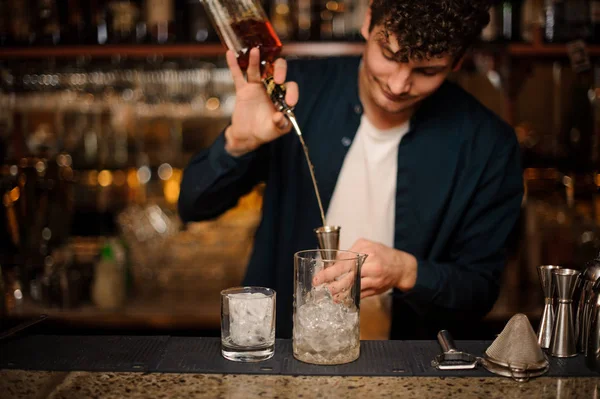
[34,0,62,45]
[591,0,600,43]
[520,0,544,44]
[107,0,142,44]
[145,0,175,43]
[187,0,217,43]
[593,66,600,169]
[501,0,524,41]
[7,0,34,46]
[481,0,524,43]
[294,0,313,40]
[544,0,567,43]
[271,0,294,40]
[80,0,109,44]
[0,0,9,46]
[544,0,591,43]
[59,0,86,45]
[566,0,592,42]
[320,0,347,40]
[563,41,595,174]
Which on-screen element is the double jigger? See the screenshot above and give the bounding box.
[314,225,341,259]
[537,265,581,357]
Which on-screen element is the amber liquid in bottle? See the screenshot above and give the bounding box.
[230,18,282,73]
[230,18,326,226]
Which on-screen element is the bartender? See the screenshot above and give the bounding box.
[178,0,523,339]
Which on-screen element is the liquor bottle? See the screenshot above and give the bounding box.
[296,0,313,40]
[0,0,8,46]
[55,0,85,45]
[565,0,591,42]
[319,0,333,40]
[520,0,544,44]
[500,0,523,41]
[8,0,34,45]
[563,44,594,173]
[346,0,366,41]
[227,17,282,71]
[271,0,293,40]
[187,0,217,43]
[544,0,567,43]
[327,0,349,40]
[107,0,140,43]
[145,0,175,43]
[82,0,109,44]
[482,0,523,42]
[592,0,600,43]
[34,0,62,45]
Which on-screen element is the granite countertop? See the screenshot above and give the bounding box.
[1,370,599,399]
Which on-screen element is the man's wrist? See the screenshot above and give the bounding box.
[224,126,252,158]
[395,251,418,292]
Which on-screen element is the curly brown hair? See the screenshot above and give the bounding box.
[369,0,492,62]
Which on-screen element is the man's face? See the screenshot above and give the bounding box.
[360,21,457,117]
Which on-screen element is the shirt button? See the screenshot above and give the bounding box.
[354,104,362,114]
[341,137,352,147]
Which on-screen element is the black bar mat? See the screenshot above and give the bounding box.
[1,335,598,377]
[155,337,283,375]
[0,335,169,372]
[156,338,410,376]
[404,340,491,377]
[547,355,597,377]
[280,340,411,376]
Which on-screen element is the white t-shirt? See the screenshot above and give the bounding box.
[326,114,409,338]
[326,114,409,251]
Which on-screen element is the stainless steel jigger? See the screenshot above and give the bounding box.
[314,225,341,260]
[537,265,562,349]
[550,268,581,358]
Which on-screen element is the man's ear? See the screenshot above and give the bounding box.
[360,3,373,40]
[453,56,465,72]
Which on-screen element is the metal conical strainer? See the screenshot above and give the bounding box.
[481,313,549,381]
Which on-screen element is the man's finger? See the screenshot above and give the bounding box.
[246,47,262,83]
[284,81,299,108]
[360,276,378,291]
[360,261,374,277]
[326,272,356,296]
[360,289,377,299]
[313,262,352,285]
[272,112,291,133]
[273,58,287,84]
[226,50,246,90]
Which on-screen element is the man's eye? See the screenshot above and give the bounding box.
[418,70,439,76]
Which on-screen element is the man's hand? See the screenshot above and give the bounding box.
[349,239,417,298]
[312,239,418,300]
[224,48,299,157]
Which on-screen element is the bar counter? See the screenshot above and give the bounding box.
[2,370,599,398]
[1,335,598,398]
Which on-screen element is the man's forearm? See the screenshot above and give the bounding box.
[178,131,266,223]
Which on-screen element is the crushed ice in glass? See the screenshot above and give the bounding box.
[229,292,274,347]
[294,284,359,361]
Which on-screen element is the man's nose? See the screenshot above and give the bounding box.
[387,66,411,95]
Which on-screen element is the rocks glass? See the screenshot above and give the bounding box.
[220,286,276,362]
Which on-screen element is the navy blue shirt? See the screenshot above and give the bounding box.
[179,56,524,339]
